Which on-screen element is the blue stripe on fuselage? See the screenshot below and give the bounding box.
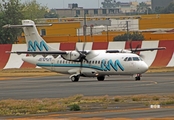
[36,63,104,71]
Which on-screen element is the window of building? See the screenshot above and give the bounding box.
[109,9,115,14]
[94,9,98,14]
[102,9,107,14]
[40,29,46,36]
[84,10,89,14]
[76,10,80,15]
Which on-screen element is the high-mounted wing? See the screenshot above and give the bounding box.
[106,47,166,53]
[6,51,67,58]
[131,47,166,52]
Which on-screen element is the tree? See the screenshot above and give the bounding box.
[137,2,151,14]
[162,3,174,13]
[113,32,144,41]
[0,0,23,44]
[44,9,58,18]
[0,0,49,44]
[101,0,118,9]
[154,6,164,14]
[22,0,48,20]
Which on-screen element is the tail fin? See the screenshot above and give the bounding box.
[22,20,55,52]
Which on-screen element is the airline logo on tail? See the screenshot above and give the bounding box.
[28,41,49,51]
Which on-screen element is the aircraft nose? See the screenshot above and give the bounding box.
[142,62,149,73]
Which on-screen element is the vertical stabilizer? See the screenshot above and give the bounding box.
[22,20,55,52]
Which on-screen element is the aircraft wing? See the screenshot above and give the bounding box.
[131,47,166,52]
[6,51,67,54]
[6,51,67,58]
[106,47,166,53]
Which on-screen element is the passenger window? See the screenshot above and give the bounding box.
[95,61,97,64]
[128,57,132,61]
[98,61,100,64]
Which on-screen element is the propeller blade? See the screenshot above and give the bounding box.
[82,42,86,52]
[133,44,141,53]
[79,59,83,74]
[129,41,132,50]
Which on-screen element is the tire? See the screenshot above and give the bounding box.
[135,76,141,81]
[97,76,105,81]
[71,76,79,82]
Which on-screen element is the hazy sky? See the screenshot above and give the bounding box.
[21,0,149,9]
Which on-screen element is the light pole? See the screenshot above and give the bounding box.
[84,12,87,42]
[126,21,130,41]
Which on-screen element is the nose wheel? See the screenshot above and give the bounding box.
[135,74,141,81]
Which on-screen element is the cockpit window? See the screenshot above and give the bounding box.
[133,57,139,61]
[128,57,132,61]
[124,57,128,61]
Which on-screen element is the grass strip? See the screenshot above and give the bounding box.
[0,94,174,116]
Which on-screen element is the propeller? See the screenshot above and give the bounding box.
[76,42,89,63]
[75,42,89,74]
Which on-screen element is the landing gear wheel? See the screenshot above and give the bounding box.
[71,76,79,82]
[135,74,141,81]
[135,76,141,81]
[97,76,105,81]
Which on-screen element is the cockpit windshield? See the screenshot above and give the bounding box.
[124,57,142,61]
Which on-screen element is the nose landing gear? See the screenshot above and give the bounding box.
[135,74,141,81]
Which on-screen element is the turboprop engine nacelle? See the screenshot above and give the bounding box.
[61,51,81,61]
[120,49,132,53]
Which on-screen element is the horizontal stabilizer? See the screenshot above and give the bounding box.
[3,24,52,28]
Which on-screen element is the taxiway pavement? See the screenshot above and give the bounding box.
[0,72,174,118]
[0,72,174,99]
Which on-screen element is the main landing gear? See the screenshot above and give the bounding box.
[70,75,105,82]
[70,75,79,82]
[135,74,141,81]
[97,76,105,81]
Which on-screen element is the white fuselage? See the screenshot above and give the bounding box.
[22,50,148,77]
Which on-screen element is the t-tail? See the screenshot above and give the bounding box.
[22,20,55,52]
[3,20,55,52]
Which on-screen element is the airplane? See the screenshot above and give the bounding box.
[3,20,166,82]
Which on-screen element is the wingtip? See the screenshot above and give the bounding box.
[161,47,166,50]
[5,51,11,54]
